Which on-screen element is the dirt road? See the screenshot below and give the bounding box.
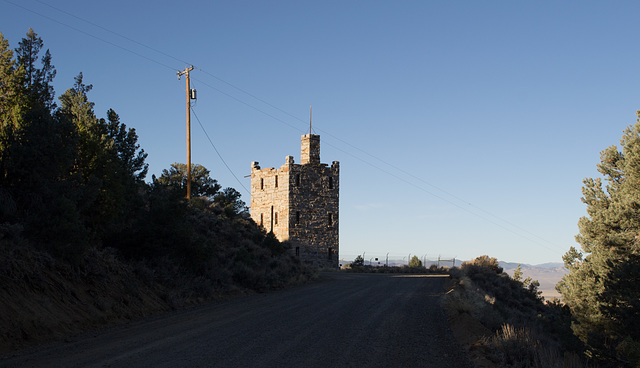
[0,273,473,368]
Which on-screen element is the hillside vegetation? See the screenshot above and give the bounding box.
[442,256,590,368]
[0,30,314,353]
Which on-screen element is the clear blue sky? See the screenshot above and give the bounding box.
[3,0,640,265]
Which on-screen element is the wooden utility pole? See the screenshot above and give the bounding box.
[177,66,195,199]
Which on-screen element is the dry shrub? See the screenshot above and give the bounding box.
[476,324,539,367]
[474,323,594,368]
[442,289,479,315]
[442,274,503,330]
[462,255,503,274]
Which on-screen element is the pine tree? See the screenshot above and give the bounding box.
[14,28,56,111]
[58,74,149,239]
[103,109,148,182]
[408,255,422,268]
[0,33,26,130]
[0,32,27,185]
[558,111,640,364]
[158,163,221,198]
[351,255,364,268]
[214,187,247,216]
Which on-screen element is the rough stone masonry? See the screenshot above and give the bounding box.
[250,134,339,268]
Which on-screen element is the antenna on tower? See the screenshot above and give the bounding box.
[309,106,312,134]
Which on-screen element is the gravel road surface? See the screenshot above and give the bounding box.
[0,273,474,368]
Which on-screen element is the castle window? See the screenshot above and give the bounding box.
[295,247,300,257]
[275,175,278,188]
[260,178,264,190]
[260,213,263,226]
[328,213,333,226]
[295,174,300,186]
[328,247,332,260]
[296,211,300,224]
[275,212,278,225]
[329,177,333,189]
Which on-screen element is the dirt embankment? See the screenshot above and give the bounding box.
[1,246,189,354]
[441,277,496,368]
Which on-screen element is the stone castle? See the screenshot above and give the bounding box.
[250,134,339,268]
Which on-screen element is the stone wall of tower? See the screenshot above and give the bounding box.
[250,158,293,241]
[288,160,339,268]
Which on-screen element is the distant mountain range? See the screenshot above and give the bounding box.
[499,261,565,270]
[499,261,567,299]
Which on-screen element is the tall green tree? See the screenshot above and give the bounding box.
[57,74,149,239]
[0,32,85,258]
[0,33,26,133]
[0,32,27,186]
[158,163,221,198]
[14,28,56,111]
[103,109,148,182]
[558,111,640,365]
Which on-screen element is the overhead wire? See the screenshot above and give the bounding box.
[5,0,253,197]
[7,0,567,255]
[190,72,564,251]
[190,107,250,196]
[315,139,564,255]
[31,0,193,67]
[315,128,563,251]
[3,0,177,72]
[187,74,558,252]
[190,77,305,134]
[195,69,561,251]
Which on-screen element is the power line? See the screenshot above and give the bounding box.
[315,128,563,250]
[190,73,564,251]
[7,0,566,254]
[191,77,305,134]
[315,139,564,255]
[3,0,178,72]
[32,0,192,67]
[190,107,250,196]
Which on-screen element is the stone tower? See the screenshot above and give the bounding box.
[250,134,339,268]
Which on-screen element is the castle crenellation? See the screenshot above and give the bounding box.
[250,134,339,268]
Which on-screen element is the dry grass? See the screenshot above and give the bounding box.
[474,324,591,368]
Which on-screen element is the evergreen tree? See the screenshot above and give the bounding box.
[0,32,27,186]
[14,28,56,111]
[1,32,84,258]
[158,163,221,198]
[558,111,640,365]
[214,187,247,216]
[103,109,148,182]
[408,255,422,268]
[58,74,149,239]
[351,255,364,268]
